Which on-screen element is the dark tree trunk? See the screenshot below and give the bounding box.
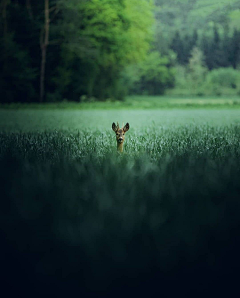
[40,0,49,102]
[2,0,9,73]
[26,0,33,19]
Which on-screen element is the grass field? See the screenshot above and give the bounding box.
[1,99,240,296]
[1,95,240,110]
[1,108,240,132]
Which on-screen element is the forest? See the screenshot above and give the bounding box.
[1,0,240,103]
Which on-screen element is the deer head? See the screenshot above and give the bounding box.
[112,122,130,152]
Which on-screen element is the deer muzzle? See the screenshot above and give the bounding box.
[118,138,123,143]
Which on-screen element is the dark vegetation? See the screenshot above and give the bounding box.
[1,125,240,295]
[0,0,154,102]
[170,27,240,69]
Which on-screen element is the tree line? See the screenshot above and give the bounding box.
[171,27,240,70]
[1,0,240,102]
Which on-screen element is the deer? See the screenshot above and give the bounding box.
[112,122,130,152]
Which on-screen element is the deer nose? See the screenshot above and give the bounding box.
[119,137,123,141]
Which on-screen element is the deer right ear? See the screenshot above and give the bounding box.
[123,122,129,132]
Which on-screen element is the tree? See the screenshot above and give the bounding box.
[229,29,240,69]
[187,47,207,89]
[0,0,154,102]
[40,0,61,102]
[124,51,175,95]
[201,34,211,69]
[171,31,185,65]
[54,0,154,100]
[39,0,49,102]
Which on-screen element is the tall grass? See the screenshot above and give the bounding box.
[1,124,240,295]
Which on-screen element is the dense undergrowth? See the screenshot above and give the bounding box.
[1,125,240,296]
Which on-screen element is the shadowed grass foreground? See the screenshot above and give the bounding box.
[1,125,240,296]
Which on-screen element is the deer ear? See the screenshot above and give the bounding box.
[112,122,117,132]
[123,123,129,132]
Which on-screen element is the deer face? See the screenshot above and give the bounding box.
[112,122,130,145]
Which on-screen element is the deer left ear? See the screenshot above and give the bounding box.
[112,122,119,132]
[123,123,129,132]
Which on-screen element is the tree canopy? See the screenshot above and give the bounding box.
[0,0,154,102]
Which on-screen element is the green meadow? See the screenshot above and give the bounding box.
[1,97,240,295]
[2,95,240,111]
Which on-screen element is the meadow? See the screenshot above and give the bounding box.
[2,95,240,111]
[1,98,240,296]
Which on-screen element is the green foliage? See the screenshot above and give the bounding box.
[54,0,155,100]
[0,0,154,102]
[123,51,175,95]
[169,66,240,97]
[168,44,240,97]
[229,9,240,30]
[155,0,240,72]
[169,25,240,70]
[204,67,240,96]
[168,47,208,96]
[59,0,153,66]
[206,67,240,88]
[1,112,240,294]
[187,47,208,91]
[1,0,240,101]
[155,0,240,34]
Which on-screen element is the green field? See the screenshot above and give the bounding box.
[1,95,240,111]
[1,101,240,295]
[1,107,240,132]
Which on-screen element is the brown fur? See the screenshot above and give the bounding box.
[112,122,130,152]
